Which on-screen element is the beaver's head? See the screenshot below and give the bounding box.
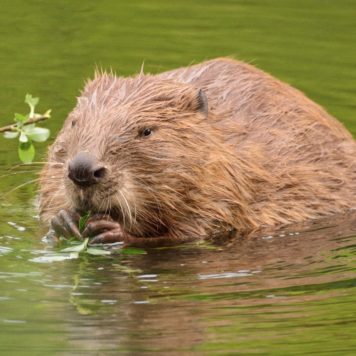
[48,73,234,237]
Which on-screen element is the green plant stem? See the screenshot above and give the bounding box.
[0,113,50,133]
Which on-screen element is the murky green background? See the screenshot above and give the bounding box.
[1,1,356,354]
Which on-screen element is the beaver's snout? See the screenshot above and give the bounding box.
[68,152,106,188]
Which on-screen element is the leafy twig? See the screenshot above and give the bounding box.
[0,112,51,133]
[1,94,51,163]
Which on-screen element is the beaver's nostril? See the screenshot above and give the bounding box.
[93,167,106,179]
[68,152,105,187]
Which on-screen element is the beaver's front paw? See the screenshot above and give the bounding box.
[50,209,82,240]
[82,214,125,244]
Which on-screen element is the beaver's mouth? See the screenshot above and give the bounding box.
[72,189,122,221]
[73,192,168,237]
[75,201,122,222]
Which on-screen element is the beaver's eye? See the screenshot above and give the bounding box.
[141,128,152,137]
[71,120,77,128]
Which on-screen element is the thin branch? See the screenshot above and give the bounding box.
[0,111,51,133]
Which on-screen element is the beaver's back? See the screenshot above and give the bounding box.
[159,58,355,162]
[159,58,356,219]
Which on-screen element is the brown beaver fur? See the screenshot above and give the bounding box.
[39,58,356,246]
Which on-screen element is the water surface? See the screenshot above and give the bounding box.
[0,1,356,354]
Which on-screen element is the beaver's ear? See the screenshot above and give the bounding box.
[185,89,208,117]
[154,87,208,117]
[197,89,208,117]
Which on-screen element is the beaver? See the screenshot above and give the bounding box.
[39,58,356,246]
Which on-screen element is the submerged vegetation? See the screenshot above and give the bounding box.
[31,212,147,262]
[59,212,112,257]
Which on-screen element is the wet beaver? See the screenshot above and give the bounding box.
[39,58,356,246]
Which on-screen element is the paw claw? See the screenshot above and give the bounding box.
[50,209,82,240]
[89,229,124,245]
[82,219,122,238]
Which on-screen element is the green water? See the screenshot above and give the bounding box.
[1,1,356,354]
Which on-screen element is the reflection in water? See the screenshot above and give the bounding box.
[43,212,356,353]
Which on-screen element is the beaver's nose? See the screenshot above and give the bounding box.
[68,152,106,187]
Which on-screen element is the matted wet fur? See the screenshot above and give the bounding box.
[39,58,356,245]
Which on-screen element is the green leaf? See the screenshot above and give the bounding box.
[43,109,52,118]
[14,113,28,123]
[24,126,50,142]
[18,141,35,164]
[120,247,147,255]
[19,132,28,142]
[78,212,91,233]
[61,238,89,253]
[25,94,39,107]
[25,94,39,117]
[3,131,19,139]
[86,248,112,256]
